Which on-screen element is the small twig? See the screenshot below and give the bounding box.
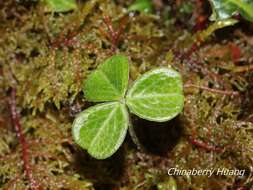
[184,84,240,96]
[116,15,128,41]
[100,15,128,52]
[103,16,117,41]
[188,136,223,153]
[9,88,42,190]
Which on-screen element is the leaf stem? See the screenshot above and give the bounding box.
[188,136,223,152]
[9,88,42,190]
[184,84,239,96]
[128,118,145,151]
[100,15,128,52]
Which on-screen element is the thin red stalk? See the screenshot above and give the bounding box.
[0,117,4,125]
[9,88,42,190]
[188,136,223,153]
[184,84,239,96]
[187,125,226,153]
[51,30,79,49]
[116,15,128,42]
[173,41,200,61]
[101,15,128,52]
[103,16,117,44]
[185,43,199,58]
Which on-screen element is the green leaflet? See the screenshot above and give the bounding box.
[126,68,184,122]
[209,0,253,22]
[45,0,77,12]
[128,0,153,13]
[84,55,129,102]
[72,102,129,159]
[196,18,238,43]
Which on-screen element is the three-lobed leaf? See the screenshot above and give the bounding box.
[73,54,184,159]
[126,68,184,122]
[45,0,77,12]
[72,102,129,159]
[209,0,253,22]
[84,55,129,102]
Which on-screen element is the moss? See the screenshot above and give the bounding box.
[0,110,94,189]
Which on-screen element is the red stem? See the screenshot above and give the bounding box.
[101,15,128,52]
[9,88,42,190]
[103,16,117,43]
[188,136,223,153]
[184,84,239,96]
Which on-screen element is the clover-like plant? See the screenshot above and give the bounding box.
[72,55,184,159]
[209,0,253,22]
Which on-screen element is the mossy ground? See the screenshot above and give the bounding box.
[0,0,253,189]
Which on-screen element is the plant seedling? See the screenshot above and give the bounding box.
[209,0,253,22]
[72,55,184,159]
